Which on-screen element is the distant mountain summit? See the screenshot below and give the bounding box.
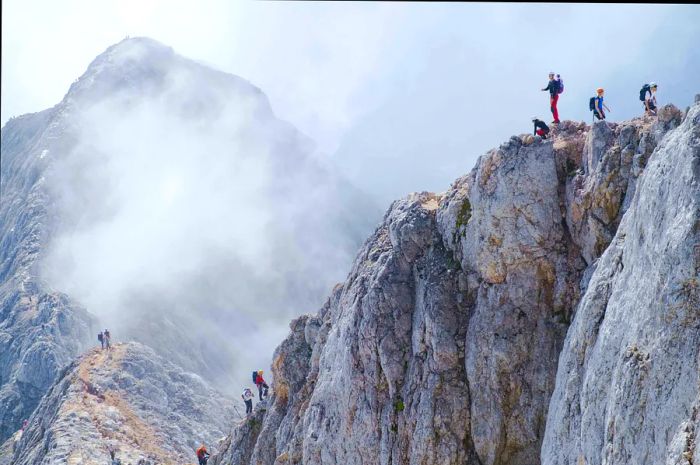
[0,37,380,442]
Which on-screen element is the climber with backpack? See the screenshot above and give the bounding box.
[98,332,104,349]
[640,82,658,116]
[104,329,111,350]
[196,444,210,465]
[532,117,550,139]
[541,72,563,124]
[589,88,610,121]
[253,370,269,401]
[242,387,254,416]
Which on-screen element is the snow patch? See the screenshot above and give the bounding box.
[39,150,49,159]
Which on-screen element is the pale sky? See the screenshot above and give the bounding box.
[2,1,700,202]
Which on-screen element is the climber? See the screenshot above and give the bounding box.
[541,71,562,124]
[109,447,122,465]
[254,370,269,401]
[98,331,104,349]
[242,387,254,416]
[532,117,550,139]
[196,444,210,465]
[591,88,610,120]
[642,82,658,116]
[104,329,111,350]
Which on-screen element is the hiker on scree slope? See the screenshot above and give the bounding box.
[532,117,550,139]
[542,72,563,124]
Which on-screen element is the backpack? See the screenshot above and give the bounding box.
[557,76,564,94]
[252,371,258,384]
[589,97,596,111]
[98,333,103,341]
[639,84,651,101]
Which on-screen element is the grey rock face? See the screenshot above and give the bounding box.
[0,108,93,442]
[11,342,236,465]
[542,103,700,464]
[212,102,696,465]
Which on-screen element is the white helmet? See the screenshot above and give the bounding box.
[650,82,657,88]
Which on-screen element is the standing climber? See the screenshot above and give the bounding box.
[591,88,611,120]
[541,72,562,124]
[104,329,111,350]
[641,82,658,116]
[254,370,269,401]
[108,446,123,465]
[532,117,550,139]
[196,444,210,465]
[98,331,104,349]
[242,387,254,416]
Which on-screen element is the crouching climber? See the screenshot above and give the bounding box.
[196,444,210,465]
[242,387,254,416]
[532,117,550,139]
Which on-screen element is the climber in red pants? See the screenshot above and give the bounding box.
[542,72,562,124]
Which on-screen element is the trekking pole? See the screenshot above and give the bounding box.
[231,403,243,420]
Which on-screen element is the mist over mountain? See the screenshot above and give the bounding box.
[1,37,380,404]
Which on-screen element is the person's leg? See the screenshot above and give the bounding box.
[258,384,263,401]
[536,129,545,137]
[551,94,560,122]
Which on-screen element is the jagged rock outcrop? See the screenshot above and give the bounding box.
[10,342,237,465]
[213,101,696,465]
[0,108,93,442]
[542,103,700,464]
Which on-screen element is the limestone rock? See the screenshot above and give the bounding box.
[11,342,237,465]
[542,101,700,465]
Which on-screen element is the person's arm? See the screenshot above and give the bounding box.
[534,122,537,136]
[542,82,550,92]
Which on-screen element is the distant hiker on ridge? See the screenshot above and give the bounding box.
[109,447,122,465]
[641,82,658,116]
[590,88,610,121]
[242,387,254,417]
[542,72,563,124]
[98,331,104,349]
[196,444,210,465]
[253,370,269,401]
[532,117,550,139]
[104,329,111,350]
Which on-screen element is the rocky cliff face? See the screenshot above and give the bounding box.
[9,342,236,465]
[212,101,695,465]
[542,101,700,465]
[0,107,93,442]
